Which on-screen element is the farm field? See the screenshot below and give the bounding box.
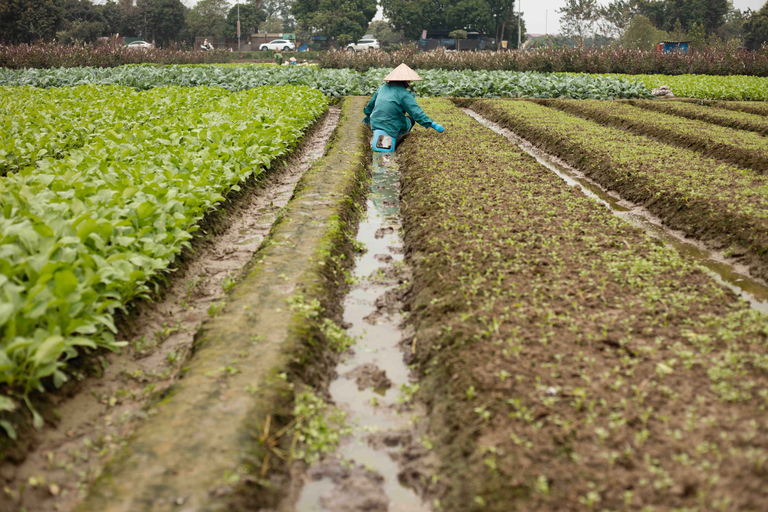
[540,99,768,172]
[0,65,651,99]
[469,99,768,284]
[2,75,768,512]
[0,84,327,437]
[626,99,768,137]
[400,98,768,511]
[605,74,768,101]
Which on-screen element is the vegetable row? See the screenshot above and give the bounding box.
[0,85,229,175]
[0,85,328,424]
[541,99,768,173]
[471,99,768,283]
[627,99,768,137]
[0,65,651,99]
[603,73,768,101]
[400,98,768,511]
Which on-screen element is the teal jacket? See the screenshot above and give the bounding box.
[363,83,434,138]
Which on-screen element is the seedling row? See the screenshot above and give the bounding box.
[469,99,768,285]
[399,99,768,511]
[539,99,768,173]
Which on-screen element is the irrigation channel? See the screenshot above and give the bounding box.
[463,108,768,314]
[0,106,343,512]
[292,152,431,512]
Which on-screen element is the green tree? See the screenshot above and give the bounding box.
[99,0,141,37]
[186,0,228,38]
[446,0,491,33]
[621,14,667,49]
[382,0,449,39]
[136,0,186,46]
[57,0,105,43]
[0,0,65,42]
[224,4,265,38]
[292,0,376,41]
[367,19,402,44]
[687,21,705,47]
[744,0,768,50]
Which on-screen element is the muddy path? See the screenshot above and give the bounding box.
[286,153,435,512]
[462,107,768,314]
[0,105,342,512]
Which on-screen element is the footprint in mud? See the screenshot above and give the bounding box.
[308,460,388,512]
[374,226,395,239]
[374,254,393,264]
[344,363,392,392]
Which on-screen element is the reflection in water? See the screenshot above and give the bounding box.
[295,153,430,512]
[463,108,768,314]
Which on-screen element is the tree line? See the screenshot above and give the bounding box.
[557,0,768,51]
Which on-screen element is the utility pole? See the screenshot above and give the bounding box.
[237,4,241,52]
[517,0,521,49]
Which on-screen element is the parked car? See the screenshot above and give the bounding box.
[346,38,380,51]
[260,39,295,51]
[126,40,153,50]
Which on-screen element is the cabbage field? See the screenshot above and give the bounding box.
[0,65,651,99]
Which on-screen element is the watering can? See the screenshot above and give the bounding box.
[371,130,396,153]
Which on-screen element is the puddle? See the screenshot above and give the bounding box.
[463,108,768,314]
[0,106,342,512]
[294,153,431,512]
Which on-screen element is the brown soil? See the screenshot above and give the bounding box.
[0,106,341,512]
[398,99,768,511]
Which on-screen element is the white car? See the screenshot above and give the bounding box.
[346,39,380,51]
[260,40,295,51]
[126,40,153,50]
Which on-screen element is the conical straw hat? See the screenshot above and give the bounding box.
[383,63,423,81]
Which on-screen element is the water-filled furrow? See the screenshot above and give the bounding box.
[294,153,430,512]
[463,108,768,313]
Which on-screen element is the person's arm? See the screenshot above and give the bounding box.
[363,88,379,126]
[363,89,379,116]
[401,93,434,127]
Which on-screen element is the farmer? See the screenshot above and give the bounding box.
[363,63,444,145]
[289,57,298,65]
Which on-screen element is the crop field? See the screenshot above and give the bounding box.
[0,84,327,432]
[627,100,768,137]
[2,72,768,512]
[469,99,768,284]
[400,98,768,511]
[539,99,768,172]
[0,65,651,99]
[605,74,768,101]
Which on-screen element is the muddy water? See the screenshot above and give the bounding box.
[294,153,431,512]
[463,108,768,313]
[0,106,342,512]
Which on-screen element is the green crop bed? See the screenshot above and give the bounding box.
[603,74,768,101]
[401,98,768,511]
[542,99,768,173]
[0,85,229,175]
[469,99,768,283]
[0,85,328,427]
[712,100,768,116]
[0,65,651,99]
[627,99,768,137]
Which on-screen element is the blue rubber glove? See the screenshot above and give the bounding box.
[363,115,371,127]
[430,122,444,133]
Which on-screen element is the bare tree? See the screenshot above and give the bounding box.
[558,0,599,44]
